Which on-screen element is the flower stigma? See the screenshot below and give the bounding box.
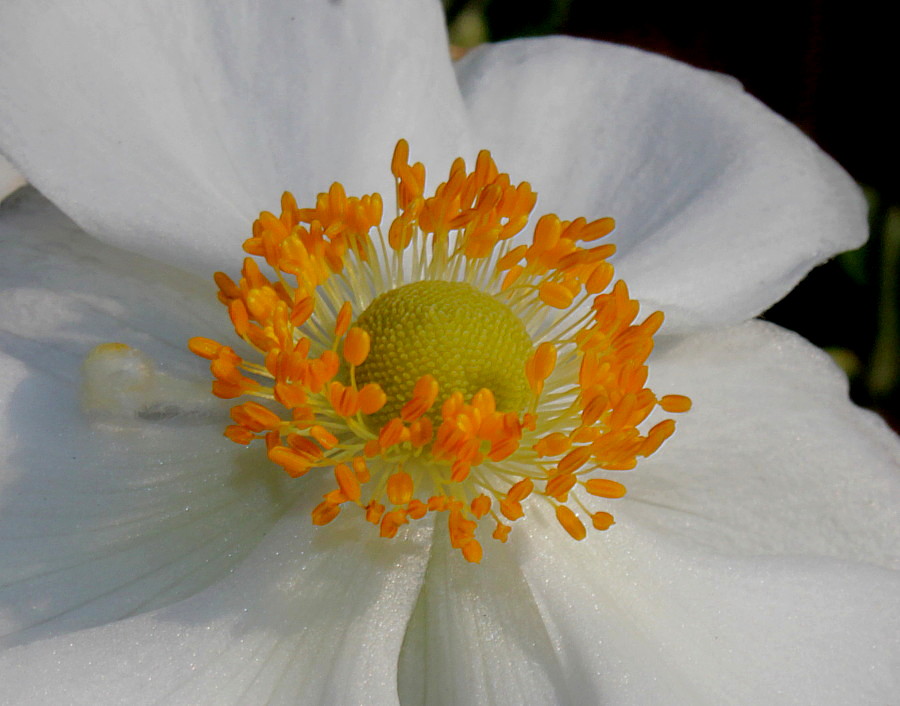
[188,140,691,563]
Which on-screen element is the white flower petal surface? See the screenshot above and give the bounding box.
[455,38,867,331]
[397,527,571,705]
[0,189,228,371]
[515,515,899,705]
[627,321,900,569]
[0,497,434,706]
[0,0,469,273]
[508,321,899,704]
[0,191,301,647]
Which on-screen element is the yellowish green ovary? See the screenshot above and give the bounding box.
[355,280,533,428]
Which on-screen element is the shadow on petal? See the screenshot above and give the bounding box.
[0,496,434,704]
[0,365,305,648]
[0,190,306,647]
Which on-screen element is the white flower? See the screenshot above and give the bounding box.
[0,1,898,704]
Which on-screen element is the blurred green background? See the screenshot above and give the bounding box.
[444,0,899,431]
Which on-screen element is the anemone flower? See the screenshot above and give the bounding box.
[0,1,897,704]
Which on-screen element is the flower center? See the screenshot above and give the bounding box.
[355,280,532,429]
[186,139,692,563]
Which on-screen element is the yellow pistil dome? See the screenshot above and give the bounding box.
[355,280,533,427]
[189,139,691,563]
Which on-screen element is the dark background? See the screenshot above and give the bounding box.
[445,0,899,430]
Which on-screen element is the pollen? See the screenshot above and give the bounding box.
[190,139,690,562]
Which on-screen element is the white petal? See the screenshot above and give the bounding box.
[455,38,867,331]
[627,321,900,568]
[0,499,434,705]
[398,526,570,705]
[0,192,301,646]
[0,153,25,202]
[514,514,900,705]
[0,189,228,373]
[0,0,469,272]
[501,321,900,703]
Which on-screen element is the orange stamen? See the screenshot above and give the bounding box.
[401,374,439,421]
[556,505,587,540]
[659,394,693,413]
[190,139,689,564]
[343,327,371,366]
[584,479,627,498]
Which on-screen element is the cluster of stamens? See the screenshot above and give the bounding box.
[189,140,690,562]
